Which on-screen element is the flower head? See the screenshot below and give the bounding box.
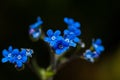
[1,46,34,68]
[12,49,28,68]
[83,50,98,63]
[1,46,14,63]
[29,17,43,29]
[29,17,43,39]
[52,37,69,55]
[44,29,62,47]
[64,17,81,28]
[92,38,104,54]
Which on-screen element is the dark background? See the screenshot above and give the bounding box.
[0,0,120,80]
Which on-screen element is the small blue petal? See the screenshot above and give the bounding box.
[64,29,69,35]
[21,49,26,55]
[54,30,61,36]
[68,18,74,24]
[50,41,56,47]
[47,29,53,37]
[73,37,80,43]
[16,61,23,68]
[69,42,76,47]
[64,17,69,23]
[22,56,27,63]
[8,46,13,52]
[2,49,8,57]
[56,49,62,55]
[12,49,19,55]
[1,58,8,63]
[95,38,102,45]
[74,22,80,27]
[44,37,51,42]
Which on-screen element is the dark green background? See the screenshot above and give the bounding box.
[0,0,120,80]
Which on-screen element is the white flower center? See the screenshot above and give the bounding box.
[17,55,22,60]
[65,39,70,42]
[51,36,56,40]
[8,53,12,57]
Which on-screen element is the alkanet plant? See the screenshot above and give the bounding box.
[1,17,104,80]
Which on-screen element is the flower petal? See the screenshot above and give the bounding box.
[95,38,102,45]
[69,42,76,47]
[74,22,80,28]
[22,56,27,63]
[64,17,69,23]
[2,49,8,57]
[8,46,13,52]
[44,37,51,42]
[50,41,56,47]
[21,49,26,55]
[68,18,74,24]
[1,58,8,63]
[47,29,53,37]
[73,37,80,43]
[64,29,69,35]
[12,49,19,55]
[56,49,62,55]
[16,61,23,68]
[54,30,61,36]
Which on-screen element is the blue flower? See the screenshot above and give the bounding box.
[29,17,43,39]
[29,17,43,29]
[1,46,34,68]
[44,29,62,47]
[1,46,14,63]
[92,38,104,54]
[64,17,81,28]
[64,29,81,45]
[52,37,69,55]
[12,49,28,68]
[83,50,98,63]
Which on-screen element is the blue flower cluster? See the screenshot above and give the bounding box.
[83,38,104,62]
[1,46,33,68]
[29,17,43,39]
[44,17,81,55]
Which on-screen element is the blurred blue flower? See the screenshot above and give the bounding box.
[29,17,43,29]
[92,38,104,54]
[83,50,98,63]
[29,17,43,39]
[1,46,14,63]
[64,17,81,28]
[44,29,62,47]
[29,28,41,39]
[53,37,69,55]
